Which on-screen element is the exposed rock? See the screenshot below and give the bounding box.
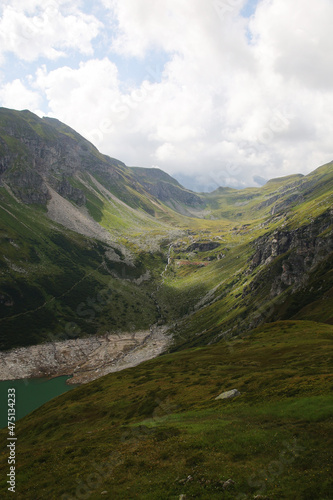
[215,389,240,400]
[6,169,51,204]
[0,326,171,385]
[271,192,304,215]
[223,478,235,489]
[0,109,208,221]
[246,209,333,298]
[130,167,204,208]
[217,253,226,260]
[56,177,86,206]
[256,193,280,210]
[47,186,112,244]
[255,176,312,214]
[187,241,221,252]
[143,180,204,206]
[179,475,193,485]
[0,155,11,175]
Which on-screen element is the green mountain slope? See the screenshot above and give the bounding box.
[0,320,332,499]
[203,161,333,222]
[129,166,205,216]
[0,186,168,350]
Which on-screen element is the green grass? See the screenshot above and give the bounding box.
[0,320,332,499]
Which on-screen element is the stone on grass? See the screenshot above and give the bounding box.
[223,478,235,489]
[215,389,240,400]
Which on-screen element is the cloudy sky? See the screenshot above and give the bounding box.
[1,0,333,191]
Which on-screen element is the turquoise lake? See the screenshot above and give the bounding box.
[0,376,76,428]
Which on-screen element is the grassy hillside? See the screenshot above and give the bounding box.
[0,320,332,499]
[203,161,333,222]
[0,187,169,350]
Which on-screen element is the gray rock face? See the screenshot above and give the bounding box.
[215,389,240,400]
[187,241,221,252]
[245,209,333,298]
[56,177,86,206]
[255,176,317,215]
[6,169,51,204]
[0,155,11,175]
[0,109,123,206]
[0,327,170,385]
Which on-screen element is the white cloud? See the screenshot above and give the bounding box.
[0,0,102,62]
[84,0,333,186]
[0,79,42,112]
[251,0,333,89]
[2,0,333,190]
[34,58,121,134]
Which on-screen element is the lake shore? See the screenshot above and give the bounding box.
[0,326,171,385]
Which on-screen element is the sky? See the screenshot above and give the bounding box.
[1,0,333,191]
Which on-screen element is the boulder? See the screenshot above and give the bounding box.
[223,478,235,489]
[215,389,240,400]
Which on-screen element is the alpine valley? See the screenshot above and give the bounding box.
[0,107,332,499]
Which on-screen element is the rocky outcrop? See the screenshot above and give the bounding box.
[0,154,11,176]
[271,192,304,215]
[186,241,221,252]
[56,178,86,206]
[6,170,51,204]
[0,108,206,219]
[255,176,322,215]
[0,109,123,206]
[0,135,86,205]
[245,209,333,298]
[138,180,204,207]
[161,183,202,206]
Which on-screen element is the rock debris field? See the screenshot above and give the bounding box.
[0,327,171,385]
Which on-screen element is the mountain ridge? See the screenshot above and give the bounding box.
[0,107,204,218]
